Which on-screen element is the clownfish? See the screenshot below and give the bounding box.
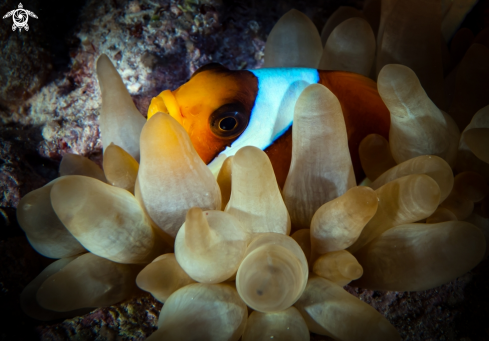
[147,63,390,187]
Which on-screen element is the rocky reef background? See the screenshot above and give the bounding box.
[1,0,489,340]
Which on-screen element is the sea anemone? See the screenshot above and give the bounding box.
[10,0,489,340]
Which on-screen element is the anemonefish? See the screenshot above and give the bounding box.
[147,63,390,187]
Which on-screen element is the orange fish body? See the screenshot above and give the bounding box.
[148,64,390,187]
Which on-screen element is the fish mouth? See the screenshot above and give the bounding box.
[160,90,184,125]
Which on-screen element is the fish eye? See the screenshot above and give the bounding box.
[219,117,238,131]
[209,103,249,139]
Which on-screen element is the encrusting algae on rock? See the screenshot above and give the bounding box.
[14,3,489,341]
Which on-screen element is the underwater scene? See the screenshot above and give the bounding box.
[1,0,489,340]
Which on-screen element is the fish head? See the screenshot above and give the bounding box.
[148,63,258,164]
